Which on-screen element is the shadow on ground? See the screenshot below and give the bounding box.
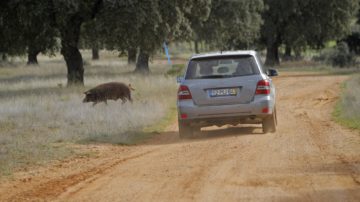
[76,125,264,146]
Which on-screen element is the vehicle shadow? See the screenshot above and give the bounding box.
[144,125,264,146]
[77,125,264,146]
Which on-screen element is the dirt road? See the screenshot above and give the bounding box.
[1,73,360,201]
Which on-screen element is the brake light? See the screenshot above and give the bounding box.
[180,113,188,119]
[178,85,192,100]
[262,107,270,113]
[256,80,270,95]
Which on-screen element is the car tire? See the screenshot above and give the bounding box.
[262,108,277,133]
[178,120,194,139]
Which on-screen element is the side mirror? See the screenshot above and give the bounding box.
[177,76,184,83]
[267,68,278,77]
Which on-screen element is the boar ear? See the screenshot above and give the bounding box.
[128,84,135,91]
[84,91,90,95]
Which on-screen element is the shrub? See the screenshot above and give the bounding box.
[166,64,186,76]
[313,42,355,68]
[331,42,355,67]
[333,75,360,130]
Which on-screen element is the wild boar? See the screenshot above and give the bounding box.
[83,82,135,106]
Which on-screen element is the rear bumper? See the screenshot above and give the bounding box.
[177,95,275,122]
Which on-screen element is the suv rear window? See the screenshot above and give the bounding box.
[185,55,260,79]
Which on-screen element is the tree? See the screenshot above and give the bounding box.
[343,25,360,55]
[131,0,199,73]
[81,18,104,60]
[190,0,263,52]
[0,1,59,65]
[127,48,137,65]
[49,0,103,86]
[95,0,141,66]
[182,0,212,53]
[262,0,358,66]
[0,1,27,60]
[15,0,59,65]
[98,0,212,73]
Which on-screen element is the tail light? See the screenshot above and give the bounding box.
[256,80,270,95]
[178,85,192,100]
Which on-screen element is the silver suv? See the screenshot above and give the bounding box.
[177,51,278,138]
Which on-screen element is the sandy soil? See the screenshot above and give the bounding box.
[0,73,359,202]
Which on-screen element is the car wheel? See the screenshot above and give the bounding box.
[178,120,194,139]
[262,109,277,133]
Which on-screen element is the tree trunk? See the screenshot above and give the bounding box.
[0,53,7,62]
[134,49,150,74]
[62,45,84,86]
[92,48,99,60]
[283,45,292,61]
[60,15,84,86]
[127,48,137,65]
[294,48,302,60]
[194,40,199,54]
[265,42,280,67]
[27,49,40,65]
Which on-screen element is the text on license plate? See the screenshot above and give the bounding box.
[209,88,237,97]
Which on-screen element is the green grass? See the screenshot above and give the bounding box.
[333,74,360,131]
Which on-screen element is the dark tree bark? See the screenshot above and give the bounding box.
[283,45,292,61]
[27,48,40,65]
[60,15,84,86]
[127,48,137,65]
[0,53,7,61]
[49,0,103,87]
[194,40,199,54]
[294,48,303,60]
[92,48,99,60]
[134,49,150,74]
[265,41,280,67]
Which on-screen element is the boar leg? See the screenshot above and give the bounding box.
[128,95,133,103]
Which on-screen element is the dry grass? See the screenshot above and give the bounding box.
[341,75,360,118]
[333,74,360,131]
[0,51,178,176]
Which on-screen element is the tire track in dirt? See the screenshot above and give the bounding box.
[278,75,360,201]
[7,149,158,201]
[292,77,360,188]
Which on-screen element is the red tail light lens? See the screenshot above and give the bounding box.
[256,80,270,95]
[178,85,192,100]
[262,107,270,113]
[180,113,188,119]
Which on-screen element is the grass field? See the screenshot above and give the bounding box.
[0,51,178,176]
[333,74,360,131]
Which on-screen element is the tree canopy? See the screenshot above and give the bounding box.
[193,0,263,51]
[261,0,358,66]
[94,0,212,73]
[0,0,359,84]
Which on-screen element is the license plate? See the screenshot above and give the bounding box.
[209,88,237,97]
